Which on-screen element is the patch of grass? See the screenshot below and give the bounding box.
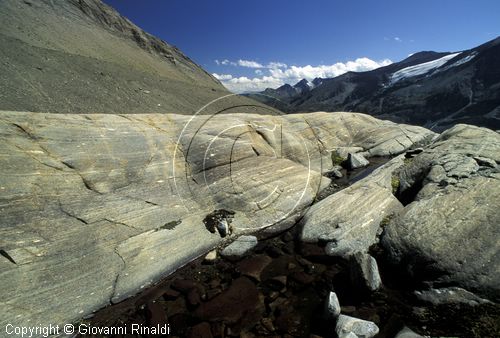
[380,214,394,227]
[331,152,345,166]
[404,157,413,165]
[391,175,400,195]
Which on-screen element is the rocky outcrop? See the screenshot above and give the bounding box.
[382,124,500,302]
[300,155,408,257]
[0,111,432,329]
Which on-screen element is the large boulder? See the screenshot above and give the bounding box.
[382,124,500,301]
[300,155,406,258]
[0,110,433,328]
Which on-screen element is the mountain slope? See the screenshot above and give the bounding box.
[0,0,267,114]
[252,37,500,130]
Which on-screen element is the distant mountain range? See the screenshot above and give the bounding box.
[248,37,500,130]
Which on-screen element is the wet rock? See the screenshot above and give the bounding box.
[290,271,314,285]
[275,310,306,336]
[414,287,493,306]
[188,322,213,338]
[187,288,202,307]
[335,314,379,338]
[221,235,258,261]
[145,301,168,327]
[270,276,288,291]
[162,288,180,300]
[171,279,199,293]
[348,153,369,169]
[324,291,341,319]
[237,254,272,282]
[195,277,264,326]
[261,317,275,333]
[394,326,424,338]
[350,253,382,292]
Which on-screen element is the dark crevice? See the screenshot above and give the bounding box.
[0,250,17,265]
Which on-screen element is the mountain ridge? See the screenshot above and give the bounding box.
[249,37,500,130]
[0,0,271,115]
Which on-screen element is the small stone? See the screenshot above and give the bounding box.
[221,235,258,261]
[348,153,369,170]
[270,275,287,290]
[237,255,272,281]
[290,271,314,285]
[217,219,230,237]
[162,288,180,300]
[350,253,382,292]
[261,317,275,332]
[171,279,198,293]
[187,288,202,307]
[188,322,213,338]
[395,326,424,338]
[203,250,217,263]
[146,301,168,327]
[324,291,341,320]
[335,314,379,338]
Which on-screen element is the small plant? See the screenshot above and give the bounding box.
[404,157,413,165]
[331,152,345,166]
[380,214,394,227]
[391,175,400,195]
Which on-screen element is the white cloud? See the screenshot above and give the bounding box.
[267,62,288,69]
[394,37,402,42]
[220,76,284,93]
[212,73,233,80]
[255,69,263,75]
[215,59,288,70]
[237,59,264,68]
[215,57,393,93]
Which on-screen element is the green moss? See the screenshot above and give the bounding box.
[380,214,394,227]
[331,152,345,166]
[391,175,400,195]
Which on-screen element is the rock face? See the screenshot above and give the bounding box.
[382,124,500,301]
[347,153,369,169]
[0,111,432,329]
[301,155,410,257]
[0,0,265,114]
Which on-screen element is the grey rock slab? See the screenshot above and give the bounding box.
[300,155,405,258]
[383,124,500,301]
[414,287,493,306]
[347,153,369,169]
[220,235,258,260]
[350,253,382,292]
[335,314,379,338]
[0,110,434,329]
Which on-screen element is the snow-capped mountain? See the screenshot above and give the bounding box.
[250,37,500,131]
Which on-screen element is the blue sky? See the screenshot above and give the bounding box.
[103,0,499,92]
